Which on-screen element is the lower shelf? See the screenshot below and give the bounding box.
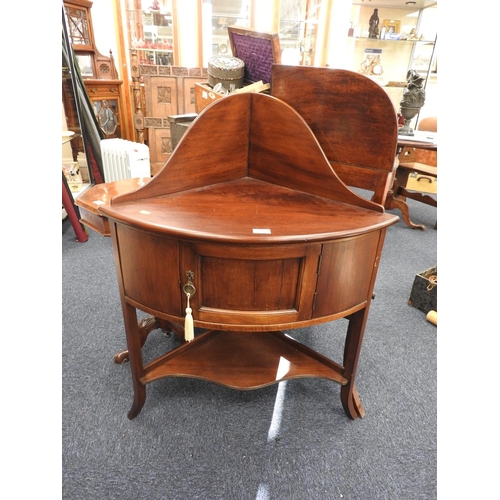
[141,329,348,389]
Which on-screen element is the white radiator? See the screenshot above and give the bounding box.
[100,139,151,182]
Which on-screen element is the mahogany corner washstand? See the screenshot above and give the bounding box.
[98,92,399,420]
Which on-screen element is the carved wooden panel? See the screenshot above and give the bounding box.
[147,128,174,176]
[142,75,176,174]
[182,76,205,115]
[143,75,178,120]
[140,67,207,174]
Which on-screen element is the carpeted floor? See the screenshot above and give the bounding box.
[62,196,437,500]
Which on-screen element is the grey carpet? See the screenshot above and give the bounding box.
[62,197,437,500]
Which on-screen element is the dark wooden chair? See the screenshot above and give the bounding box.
[271,64,399,208]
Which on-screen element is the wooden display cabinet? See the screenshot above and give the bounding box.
[63,0,129,140]
[85,79,123,139]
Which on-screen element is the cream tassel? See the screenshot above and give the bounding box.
[184,292,194,342]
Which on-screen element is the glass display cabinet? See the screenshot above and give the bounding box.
[279,0,321,66]
[63,0,126,140]
[210,0,250,56]
[348,2,437,112]
[126,0,175,66]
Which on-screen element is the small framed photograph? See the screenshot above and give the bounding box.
[382,19,401,34]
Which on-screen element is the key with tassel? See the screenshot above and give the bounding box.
[183,271,196,342]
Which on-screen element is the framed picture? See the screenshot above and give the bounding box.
[212,43,219,55]
[411,44,436,72]
[382,19,401,34]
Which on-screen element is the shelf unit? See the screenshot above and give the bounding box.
[348,3,437,118]
[279,18,317,66]
[348,36,436,109]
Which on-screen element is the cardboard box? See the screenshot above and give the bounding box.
[408,266,437,313]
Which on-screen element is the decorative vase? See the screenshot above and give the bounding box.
[398,106,421,136]
[398,69,426,136]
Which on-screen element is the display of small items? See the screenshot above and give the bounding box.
[367,8,426,41]
[63,162,83,192]
[360,49,383,76]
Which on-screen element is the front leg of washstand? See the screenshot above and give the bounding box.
[341,308,368,419]
[122,302,147,419]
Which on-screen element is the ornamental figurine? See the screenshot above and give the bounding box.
[399,69,426,136]
[368,9,380,39]
[400,69,426,109]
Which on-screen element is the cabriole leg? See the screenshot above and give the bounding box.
[341,308,369,419]
[122,303,147,419]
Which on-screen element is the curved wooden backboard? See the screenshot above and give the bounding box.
[271,65,399,205]
[110,92,383,212]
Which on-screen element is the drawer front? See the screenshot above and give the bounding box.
[85,83,121,98]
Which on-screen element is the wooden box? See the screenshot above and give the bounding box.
[195,27,281,113]
[194,82,226,113]
[227,27,281,85]
[167,113,197,150]
[406,172,437,194]
[408,266,437,313]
